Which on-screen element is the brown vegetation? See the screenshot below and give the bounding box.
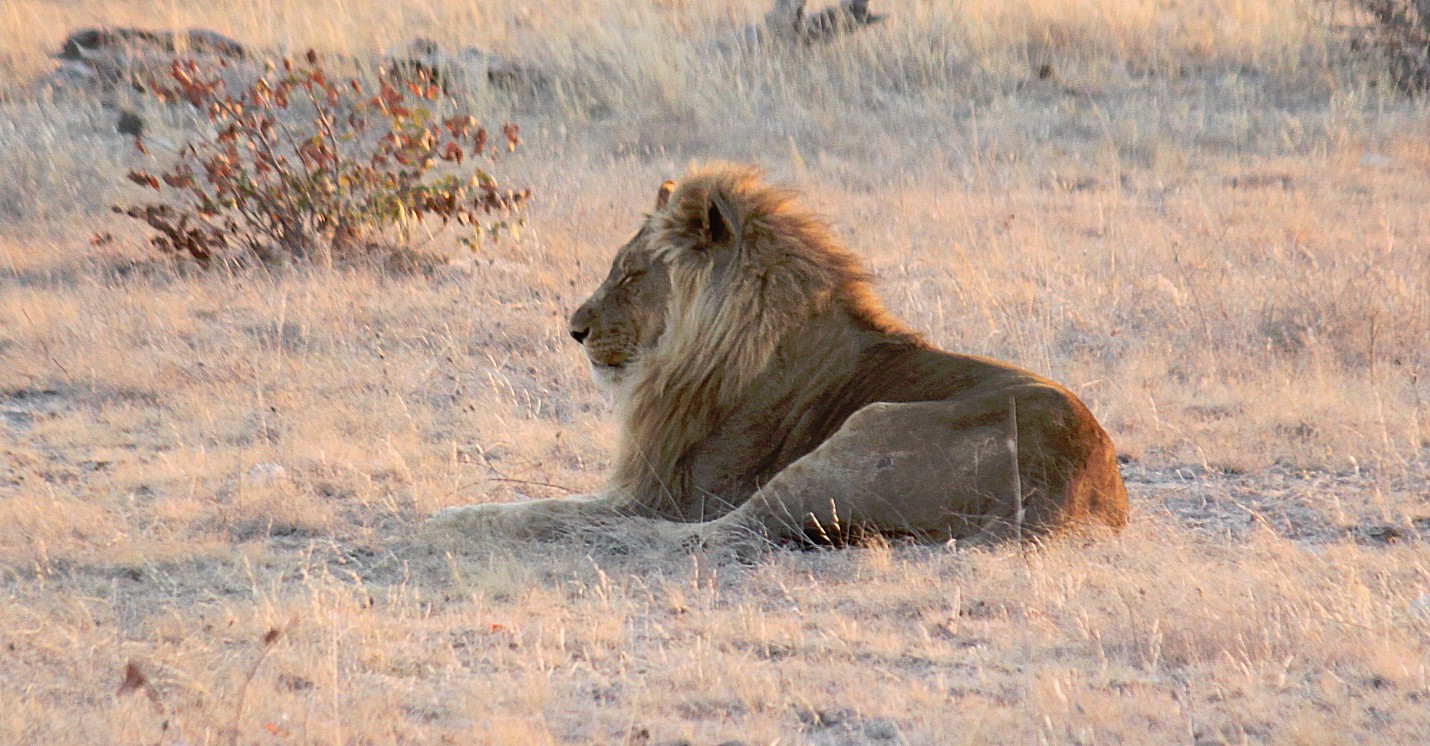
[116,52,527,266]
[1,0,1427,743]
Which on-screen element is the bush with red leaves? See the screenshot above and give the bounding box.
[116,50,529,266]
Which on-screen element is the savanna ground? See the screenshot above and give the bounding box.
[2,1,1429,743]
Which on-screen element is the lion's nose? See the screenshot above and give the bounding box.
[570,325,589,344]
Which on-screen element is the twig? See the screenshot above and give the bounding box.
[18,308,72,378]
[228,624,289,746]
[435,476,580,503]
[484,476,580,494]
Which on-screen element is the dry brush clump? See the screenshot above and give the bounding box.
[1356,0,1430,91]
[2,1,1429,743]
[115,51,529,267]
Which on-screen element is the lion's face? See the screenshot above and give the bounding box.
[568,185,676,393]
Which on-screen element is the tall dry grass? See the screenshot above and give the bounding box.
[1,0,1428,743]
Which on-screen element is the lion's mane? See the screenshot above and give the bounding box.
[610,163,913,509]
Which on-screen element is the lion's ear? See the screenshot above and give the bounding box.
[702,191,737,248]
[655,180,676,209]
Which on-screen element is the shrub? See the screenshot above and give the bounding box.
[1357,1,1430,92]
[116,50,529,267]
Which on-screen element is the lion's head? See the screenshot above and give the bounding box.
[570,163,909,512]
[567,181,676,394]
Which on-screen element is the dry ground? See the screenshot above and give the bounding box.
[2,1,1429,743]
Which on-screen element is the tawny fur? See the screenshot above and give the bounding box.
[428,163,1129,546]
[615,164,912,509]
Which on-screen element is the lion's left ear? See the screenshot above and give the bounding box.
[701,190,738,248]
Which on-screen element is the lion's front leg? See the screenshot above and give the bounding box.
[425,493,633,542]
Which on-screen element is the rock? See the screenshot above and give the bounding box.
[247,462,287,483]
[41,26,248,97]
[754,0,886,45]
[54,27,245,62]
[116,109,144,137]
[1359,152,1392,168]
[383,38,545,95]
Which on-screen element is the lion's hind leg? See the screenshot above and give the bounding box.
[693,400,1008,546]
[698,388,1125,547]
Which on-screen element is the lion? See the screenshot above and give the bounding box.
[428,163,1128,548]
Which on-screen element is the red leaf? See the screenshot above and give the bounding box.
[443,115,475,137]
[441,142,463,165]
[162,172,195,189]
[126,171,161,191]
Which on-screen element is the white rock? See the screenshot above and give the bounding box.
[1359,152,1392,168]
[247,462,287,483]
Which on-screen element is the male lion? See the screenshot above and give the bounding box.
[429,164,1128,547]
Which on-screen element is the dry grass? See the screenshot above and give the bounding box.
[2,0,1429,743]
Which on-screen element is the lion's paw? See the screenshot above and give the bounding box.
[425,500,574,543]
[676,523,770,564]
[424,503,509,539]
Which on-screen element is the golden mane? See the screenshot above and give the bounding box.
[612,163,914,510]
